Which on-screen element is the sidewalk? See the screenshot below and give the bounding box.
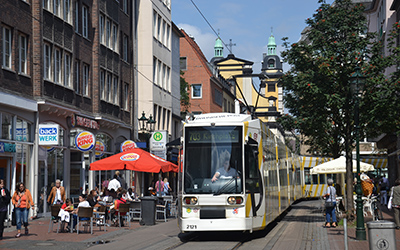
[0,215,142,250]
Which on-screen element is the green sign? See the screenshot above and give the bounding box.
[153,132,163,141]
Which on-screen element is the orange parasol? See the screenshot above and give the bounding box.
[89,148,178,173]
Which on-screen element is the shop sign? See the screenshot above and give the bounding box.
[16,128,28,141]
[67,115,100,130]
[120,153,140,161]
[0,142,16,153]
[120,140,137,152]
[75,131,95,152]
[95,140,105,158]
[38,124,59,145]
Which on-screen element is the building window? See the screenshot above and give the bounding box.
[82,5,88,38]
[267,83,275,92]
[53,0,61,17]
[75,1,79,33]
[44,44,52,80]
[268,58,275,68]
[123,34,128,61]
[105,19,110,47]
[99,14,104,44]
[166,67,170,91]
[2,27,12,69]
[64,53,71,87]
[153,11,157,39]
[19,35,27,74]
[161,20,166,45]
[100,70,105,99]
[157,60,162,85]
[124,83,129,110]
[43,0,50,10]
[179,57,187,71]
[106,73,111,101]
[123,0,128,14]
[112,24,118,51]
[83,64,89,96]
[157,15,162,41]
[192,84,202,98]
[166,24,170,48]
[64,0,71,22]
[74,60,80,93]
[113,76,118,104]
[54,49,62,84]
[162,64,166,89]
[215,88,222,107]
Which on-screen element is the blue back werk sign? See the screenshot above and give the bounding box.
[38,124,59,146]
[0,142,16,153]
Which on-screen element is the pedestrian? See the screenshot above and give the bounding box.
[108,174,121,192]
[391,178,400,229]
[163,178,171,195]
[155,178,165,196]
[12,182,34,238]
[0,179,11,240]
[324,178,337,228]
[116,171,127,189]
[47,179,66,205]
[379,176,389,205]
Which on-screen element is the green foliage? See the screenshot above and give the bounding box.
[180,71,191,114]
[279,0,390,156]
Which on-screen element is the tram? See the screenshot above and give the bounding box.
[178,113,302,233]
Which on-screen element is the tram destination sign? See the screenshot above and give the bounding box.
[188,130,239,143]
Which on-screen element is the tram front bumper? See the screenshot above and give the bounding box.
[180,217,252,232]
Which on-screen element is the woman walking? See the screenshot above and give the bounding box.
[324,178,337,228]
[0,179,10,240]
[391,178,400,229]
[12,182,34,238]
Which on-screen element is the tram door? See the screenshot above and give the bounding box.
[245,139,264,223]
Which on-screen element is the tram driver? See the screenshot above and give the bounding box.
[211,150,238,182]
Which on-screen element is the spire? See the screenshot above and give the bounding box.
[214,36,223,58]
[267,28,276,56]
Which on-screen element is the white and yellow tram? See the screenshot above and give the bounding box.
[178,113,303,233]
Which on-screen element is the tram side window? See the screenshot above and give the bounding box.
[304,169,318,185]
[245,144,261,193]
[320,174,327,184]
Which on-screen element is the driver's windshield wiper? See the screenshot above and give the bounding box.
[213,178,236,196]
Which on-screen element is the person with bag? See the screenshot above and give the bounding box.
[323,178,337,228]
[12,182,34,238]
[390,178,400,229]
[0,179,11,240]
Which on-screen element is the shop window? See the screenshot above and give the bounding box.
[1,113,13,140]
[16,118,31,142]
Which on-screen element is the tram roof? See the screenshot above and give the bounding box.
[186,113,253,124]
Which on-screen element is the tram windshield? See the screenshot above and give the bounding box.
[184,126,243,194]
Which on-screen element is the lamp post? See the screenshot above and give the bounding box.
[350,66,366,241]
[138,111,157,149]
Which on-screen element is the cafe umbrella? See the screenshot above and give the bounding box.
[89,148,178,173]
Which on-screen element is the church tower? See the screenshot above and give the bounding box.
[260,31,284,122]
[210,37,224,64]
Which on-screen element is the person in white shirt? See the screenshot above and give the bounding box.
[71,194,91,230]
[108,175,121,192]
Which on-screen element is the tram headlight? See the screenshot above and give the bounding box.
[227,196,243,205]
[184,197,198,205]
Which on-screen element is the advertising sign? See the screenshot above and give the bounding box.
[120,153,140,161]
[38,124,59,145]
[150,131,167,160]
[95,140,105,158]
[120,140,137,152]
[75,131,95,152]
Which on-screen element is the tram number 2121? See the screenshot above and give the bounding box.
[186,224,197,230]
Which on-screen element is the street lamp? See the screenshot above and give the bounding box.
[138,111,148,132]
[350,66,366,241]
[147,114,156,132]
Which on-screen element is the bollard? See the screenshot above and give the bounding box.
[344,218,348,250]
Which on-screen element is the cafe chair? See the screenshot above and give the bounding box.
[94,205,107,232]
[77,207,94,234]
[116,203,131,228]
[48,204,62,233]
[156,199,170,222]
[129,201,142,221]
[169,199,178,218]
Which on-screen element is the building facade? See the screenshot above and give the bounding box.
[1,0,135,216]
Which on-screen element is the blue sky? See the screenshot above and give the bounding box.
[172,0,333,73]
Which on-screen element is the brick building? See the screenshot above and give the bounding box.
[179,29,235,115]
[1,0,134,216]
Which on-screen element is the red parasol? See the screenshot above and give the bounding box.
[89,148,178,173]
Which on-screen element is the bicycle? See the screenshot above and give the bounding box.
[370,195,383,221]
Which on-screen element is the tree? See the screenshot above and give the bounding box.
[180,71,191,117]
[278,0,391,218]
